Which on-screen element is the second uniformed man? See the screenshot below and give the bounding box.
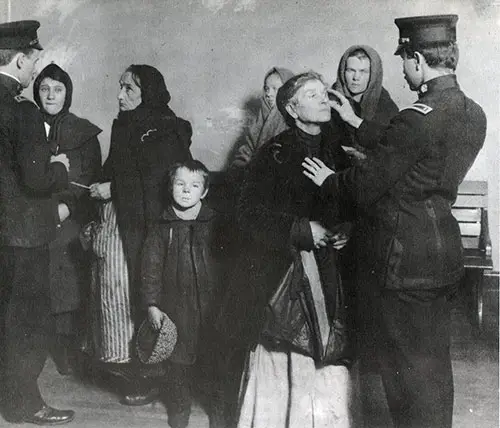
[302,14,487,428]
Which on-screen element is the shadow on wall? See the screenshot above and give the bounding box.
[222,95,262,171]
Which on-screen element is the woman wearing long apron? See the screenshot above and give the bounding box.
[89,64,192,405]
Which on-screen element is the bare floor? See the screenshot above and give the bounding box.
[3,294,498,428]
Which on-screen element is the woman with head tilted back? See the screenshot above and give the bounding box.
[219,72,353,428]
[89,65,192,405]
[33,63,102,376]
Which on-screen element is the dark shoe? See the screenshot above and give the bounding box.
[23,405,75,425]
[168,407,190,428]
[120,387,159,406]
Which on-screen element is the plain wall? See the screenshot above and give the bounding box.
[4,0,499,269]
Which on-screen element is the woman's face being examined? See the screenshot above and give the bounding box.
[263,72,283,108]
[38,77,66,116]
[118,71,142,111]
[287,79,331,125]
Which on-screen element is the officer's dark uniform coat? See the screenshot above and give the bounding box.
[322,74,486,428]
[326,74,486,290]
[0,71,69,421]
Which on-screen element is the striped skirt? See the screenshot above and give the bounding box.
[89,201,134,363]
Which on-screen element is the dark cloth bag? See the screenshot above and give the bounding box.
[261,253,354,366]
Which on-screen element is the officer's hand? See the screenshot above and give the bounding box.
[327,89,363,128]
[309,221,333,249]
[50,153,70,171]
[302,157,335,186]
[89,182,111,200]
[148,306,166,331]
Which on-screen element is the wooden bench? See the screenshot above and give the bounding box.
[452,180,493,331]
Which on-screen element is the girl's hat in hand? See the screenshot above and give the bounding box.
[136,314,177,364]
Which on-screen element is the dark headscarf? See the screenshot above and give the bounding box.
[120,64,175,119]
[33,63,73,153]
[333,45,383,120]
[33,63,73,125]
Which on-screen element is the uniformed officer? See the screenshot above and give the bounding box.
[302,14,487,428]
[0,20,75,425]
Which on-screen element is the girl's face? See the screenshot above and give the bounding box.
[171,167,208,210]
[118,71,142,111]
[263,72,283,108]
[38,77,66,116]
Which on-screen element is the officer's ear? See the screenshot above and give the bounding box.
[14,52,26,70]
[413,52,425,66]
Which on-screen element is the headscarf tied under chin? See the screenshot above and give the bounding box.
[33,63,73,153]
[333,45,383,120]
[121,64,175,118]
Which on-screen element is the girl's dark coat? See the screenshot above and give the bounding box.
[141,204,229,364]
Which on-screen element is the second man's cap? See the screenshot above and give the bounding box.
[394,14,458,55]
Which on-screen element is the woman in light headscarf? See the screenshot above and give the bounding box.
[89,64,192,406]
[231,66,294,168]
[325,45,398,161]
[33,63,102,376]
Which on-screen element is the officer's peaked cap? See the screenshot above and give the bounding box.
[0,20,43,50]
[394,14,458,55]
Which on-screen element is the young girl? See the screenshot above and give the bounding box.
[141,159,228,428]
[231,66,294,168]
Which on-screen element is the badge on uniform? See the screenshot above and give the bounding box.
[401,103,433,115]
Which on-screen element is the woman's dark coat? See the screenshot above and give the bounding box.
[49,114,102,314]
[33,64,102,315]
[141,204,228,364]
[103,109,192,311]
[218,127,349,350]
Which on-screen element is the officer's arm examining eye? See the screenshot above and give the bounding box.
[302,90,363,186]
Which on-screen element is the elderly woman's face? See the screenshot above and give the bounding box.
[288,79,331,124]
[263,72,283,108]
[38,77,66,116]
[118,71,142,111]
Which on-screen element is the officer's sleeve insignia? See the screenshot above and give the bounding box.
[14,95,36,105]
[400,103,433,115]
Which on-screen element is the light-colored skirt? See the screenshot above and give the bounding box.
[89,201,134,363]
[237,343,352,428]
